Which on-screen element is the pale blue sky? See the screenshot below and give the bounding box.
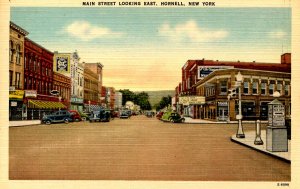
[11,7,291,90]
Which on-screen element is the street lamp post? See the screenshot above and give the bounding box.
[227,95,230,122]
[236,71,245,138]
[58,96,62,111]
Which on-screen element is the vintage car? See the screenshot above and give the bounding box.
[42,110,73,125]
[89,110,111,122]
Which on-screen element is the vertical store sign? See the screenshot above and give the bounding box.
[53,54,70,73]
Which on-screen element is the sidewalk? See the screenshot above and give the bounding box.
[184,117,268,124]
[231,130,290,162]
[9,120,41,127]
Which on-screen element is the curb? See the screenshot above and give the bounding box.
[230,137,290,163]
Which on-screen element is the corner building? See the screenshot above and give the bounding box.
[9,22,28,120]
[176,53,291,121]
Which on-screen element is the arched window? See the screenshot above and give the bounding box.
[9,41,14,62]
[16,44,21,65]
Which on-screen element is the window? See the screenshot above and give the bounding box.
[9,41,14,62]
[220,80,227,95]
[277,83,283,96]
[33,59,36,71]
[269,84,274,95]
[243,81,249,94]
[261,82,266,95]
[24,78,27,89]
[9,71,13,86]
[16,44,21,65]
[15,72,21,89]
[252,82,258,94]
[24,55,27,69]
[285,82,290,96]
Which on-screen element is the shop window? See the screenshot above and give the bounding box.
[261,82,266,95]
[243,81,249,94]
[252,82,258,94]
[219,80,227,95]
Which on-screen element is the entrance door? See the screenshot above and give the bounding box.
[218,107,228,121]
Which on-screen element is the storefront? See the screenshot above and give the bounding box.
[217,101,229,121]
[70,97,84,112]
[24,93,67,120]
[9,90,25,120]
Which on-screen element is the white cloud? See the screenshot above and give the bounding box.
[158,20,228,42]
[268,31,287,39]
[63,21,123,41]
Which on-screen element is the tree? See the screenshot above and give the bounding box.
[156,95,172,111]
[119,89,135,105]
[119,90,152,110]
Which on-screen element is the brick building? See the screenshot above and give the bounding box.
[175,53,291,121]
[53,72,71,108]
[23,38,66,120]
[9,22,28,120]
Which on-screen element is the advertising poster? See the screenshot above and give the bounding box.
[54,54,71,73]
[0,0,299,189]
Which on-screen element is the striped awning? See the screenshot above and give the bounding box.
[28,100,66,109]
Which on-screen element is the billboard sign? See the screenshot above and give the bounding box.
[25,90,37,98]
[198,66,233,79]
[54,54,70,73]
[179,96,205,105]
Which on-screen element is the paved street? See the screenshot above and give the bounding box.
[9,116,290,181]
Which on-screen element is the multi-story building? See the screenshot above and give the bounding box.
[53,72,71,108]
[114,91,123,110]
[9,22,28,120]
[106,87,115,110]
[176,53,291,121]
[83,65,102,111]
[23,38,66,120]
[83,62,103,104]
[53,51,84,111]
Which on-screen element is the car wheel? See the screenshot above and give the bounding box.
[45,120,51,125]
[75,118,79,122]
[181,118,185,123]
[82,117,86,121]
[64,119,69,124]
[171,119,175,123]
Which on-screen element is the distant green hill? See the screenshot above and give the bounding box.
[135,90,175,107]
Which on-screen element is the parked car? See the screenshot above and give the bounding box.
[145,111,155,118]
[156,111,164,120]
[161,111,185,123]
[89,110,111,122]
[68,110,82,122]
[120,111,129,119]
[80,112,91,121]
[169,112,185,123]
[42,110,73,124]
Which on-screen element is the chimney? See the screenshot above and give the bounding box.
[281,53,291,64]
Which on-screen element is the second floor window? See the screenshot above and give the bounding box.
[220,80,227,95]
[15,72,21,89]
[269,84,274,95]
[9,41,14,62]
[243,81,249,94]
[285,84,290,96]
[277,83,283,96]
[16,45,21,65]
[9,71,13,86]
[261,82,266,95]
[252,82,258,94]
